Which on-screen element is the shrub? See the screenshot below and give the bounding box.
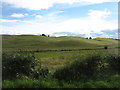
[32,67,49,79]
[53,54,101,82]
[2,53,36,79]
[53,53,120,82]
[105,54,120,74]
[104,46,108,49]
[89,37,92,39]
[42,34,46,36]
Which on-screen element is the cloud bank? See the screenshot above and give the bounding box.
[2,0,118,10]
[11,13,28,18]
[1,9,117,39]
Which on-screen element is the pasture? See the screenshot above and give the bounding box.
[2,35,118,52]
[2,35,120,88]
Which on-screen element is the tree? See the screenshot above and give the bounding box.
[104,46,108,49]
[42,34,46,36]
[89,37,92,39]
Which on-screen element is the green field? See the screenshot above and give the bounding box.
[2,35,120,88]
[34,49,118,73]
[2,35,118,52]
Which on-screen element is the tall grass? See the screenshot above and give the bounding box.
[3,74,120,88]
[2,50,120,88]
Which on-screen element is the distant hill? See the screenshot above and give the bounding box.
[2,35,118,52]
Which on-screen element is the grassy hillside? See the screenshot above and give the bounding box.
[2,35,120,88]
[2,35,118,52]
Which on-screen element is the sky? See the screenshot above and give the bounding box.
[0,0,119,38]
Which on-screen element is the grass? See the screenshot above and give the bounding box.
[2,50,120,88]
[2,35,120,88]
[34,49,118,73]
[2,35,118,52]
[3,74,120,88]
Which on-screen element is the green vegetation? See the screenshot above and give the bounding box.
[34,49,118,73]
[2,35,120,88]
[2,53,35,79]
[3,75,120,88]
[2,53,49,80]
[2,50,120,88]
[53,53,120,82]
[2,35,118,52]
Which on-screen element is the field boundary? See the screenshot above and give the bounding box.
[17,47,120,53]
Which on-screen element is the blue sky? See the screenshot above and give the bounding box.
[0,0,118,38]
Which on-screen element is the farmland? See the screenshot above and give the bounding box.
[2,35,118,52]
[2,35,120,88]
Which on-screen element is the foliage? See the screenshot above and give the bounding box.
[105,54,120,74]
[104,46,108,49]
[2,43,120,88]
[53,53,120,82]
[89,37,92,39]
[108,74,120,88]
[42,34,46,36]
[53,54,102,81]
[2,53,50,80]
[31,67,49,79]
[2,75,120,88]
[2,53,36,79]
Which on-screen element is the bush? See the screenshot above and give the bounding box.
[2,53,36,79]
[89,37,92,39]
[104,46,108,49]
[32,67,49,79]
[53,53,120,82]
[53,54,101,82]
[105,54,120,74]
[42,34,46,36]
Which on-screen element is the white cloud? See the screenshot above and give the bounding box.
[56,11,64,13]
[0,19,18,22]
[54,34,68,37]
[2,0,118,10]
[2,0,55,10]
[0,19,32,23]
[35,15,43,19]
[88,9,111,19]
[1,9,117,38]
[21,20,33,23]
[46,11,64,17]
[11,13,28,18]
[51,9,116,33]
